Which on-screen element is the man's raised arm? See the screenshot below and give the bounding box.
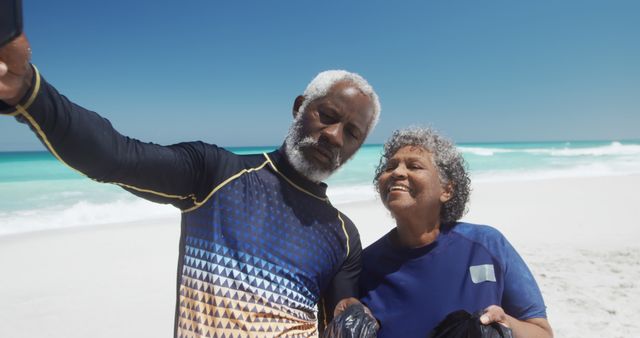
[0,35,218,210]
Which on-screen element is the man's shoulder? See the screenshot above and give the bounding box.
[335,209,355,225]
[334,209,361,238]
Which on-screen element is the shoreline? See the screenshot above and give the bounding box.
[0,213,181,242]
[1,174,639,337]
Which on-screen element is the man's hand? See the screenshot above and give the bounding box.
[0,33,33,106]
[333,297,371,318]
[333,297,378,329]
[324,297,379,337]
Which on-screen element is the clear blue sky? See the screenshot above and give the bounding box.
[1,0,638,151]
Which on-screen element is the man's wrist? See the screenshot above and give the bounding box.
[5,64,34,106]
[1,64,36,113]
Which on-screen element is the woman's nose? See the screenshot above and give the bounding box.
[391,164,407,178]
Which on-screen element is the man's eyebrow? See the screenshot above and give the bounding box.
[319,102,339,114]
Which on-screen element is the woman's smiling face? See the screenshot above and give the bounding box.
[377,145,451,220]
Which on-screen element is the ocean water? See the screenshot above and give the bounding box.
[1,140,639,236]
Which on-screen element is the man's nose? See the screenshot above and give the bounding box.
[322,123,344,148]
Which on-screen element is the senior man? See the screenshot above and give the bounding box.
[0,35,380,337]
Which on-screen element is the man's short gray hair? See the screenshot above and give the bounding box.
[298,70,381,134]
[374,126,471,224]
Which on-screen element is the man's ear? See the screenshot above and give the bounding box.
[293,95,305,118]
[440,183,453,203]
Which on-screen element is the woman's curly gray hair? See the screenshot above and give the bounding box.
[374,126,471,224]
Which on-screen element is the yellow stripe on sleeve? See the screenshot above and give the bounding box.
[337,212,350,257]
[182,159,272,213]
[13,68,195,204]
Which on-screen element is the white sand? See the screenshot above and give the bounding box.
[0,218,181,338]
[1,175,639,337]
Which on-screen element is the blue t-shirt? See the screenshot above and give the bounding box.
[359,222,546,338]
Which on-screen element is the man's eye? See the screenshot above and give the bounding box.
[318,110,337,123]
[347,127,361,140]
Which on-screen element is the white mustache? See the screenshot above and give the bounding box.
[298,136,341,168]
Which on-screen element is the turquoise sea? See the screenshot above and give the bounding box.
[1,140,640,236]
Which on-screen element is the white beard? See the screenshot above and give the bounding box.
[283,116,341,183]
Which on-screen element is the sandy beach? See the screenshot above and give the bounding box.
[1,174,639,337]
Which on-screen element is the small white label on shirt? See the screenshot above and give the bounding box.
[469,264,496,284]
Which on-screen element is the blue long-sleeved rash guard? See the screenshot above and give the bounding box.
[1,67,362,338]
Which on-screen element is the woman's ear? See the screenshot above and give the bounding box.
[440,183,453,203]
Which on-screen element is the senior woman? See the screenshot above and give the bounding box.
[358,127,553,338]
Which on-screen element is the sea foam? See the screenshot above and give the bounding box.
[1,141,639,236]
[461,141,640,157]
[0,198,176,236]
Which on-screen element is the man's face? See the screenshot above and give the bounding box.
[285,81,375,182]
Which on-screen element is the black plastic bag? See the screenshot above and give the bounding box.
[322,303,379,338]
[429,310,513,338]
